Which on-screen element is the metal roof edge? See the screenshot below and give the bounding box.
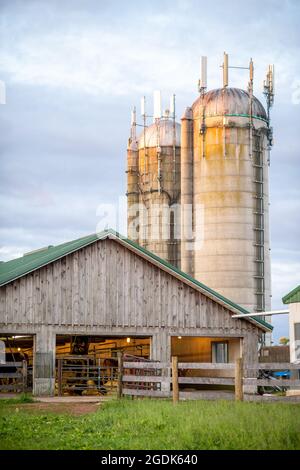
[282,285,300,305]
[0,230,111,287]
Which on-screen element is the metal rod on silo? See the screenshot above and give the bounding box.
[180,107,194,276]
[248,58,254,159]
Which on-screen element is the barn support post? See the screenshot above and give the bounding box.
[33,328,56,396]
[235,357,244,401]
[172,356,179,404]
[243,332,259,395]
[151,331,171,393]
[117,350,123,399]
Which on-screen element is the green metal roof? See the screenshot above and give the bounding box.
[0,228,272,331]
[282,285,300,305]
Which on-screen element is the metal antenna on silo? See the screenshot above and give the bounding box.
[263,64,275,164]
[198,56,207,96]
[248,58,254,159]
[130,106,137,142]
[223,52,229,88]
[221,51,254,87]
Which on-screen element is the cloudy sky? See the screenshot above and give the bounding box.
[0,0,299,341]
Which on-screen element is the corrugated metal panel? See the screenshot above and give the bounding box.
[282,285,300,304]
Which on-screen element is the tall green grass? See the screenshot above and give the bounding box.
[0,398,299,450]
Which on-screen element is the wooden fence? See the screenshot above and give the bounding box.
[0,361,28,393]
[119,356,300,403]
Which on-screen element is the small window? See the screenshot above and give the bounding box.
[211,341,228,363]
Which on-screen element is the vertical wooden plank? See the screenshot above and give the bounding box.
[41,268,47,325]
[83,248,90,327]
[108,240,117,327]
[105,240,111,327]
[158,269,162,328]
[47,264,53,325]
[195,291,201,328]
[97,239,105,326]
[92,242,100,326]
[60,257,67,325]
[172,356,179,404]
[122,247,128,327]
[78,249,85,326]
[72,251,79,326]
[0,290,6,325]
[116,243,123,327]
[32,271,39,326]
[235,357,244,401]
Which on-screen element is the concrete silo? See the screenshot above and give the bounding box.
[126,54,274,330]
[181,54,274,315]
[126,95,181,267]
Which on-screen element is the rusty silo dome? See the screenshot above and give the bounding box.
[138,118,181,149]
[192,87,267,121]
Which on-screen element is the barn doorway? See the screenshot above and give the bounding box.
[171,336,242,392]
[55,335,150,396]
[0,334,34,394]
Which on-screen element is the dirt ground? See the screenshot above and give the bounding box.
[7,401,100,415]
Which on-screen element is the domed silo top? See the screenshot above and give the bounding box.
[138,118,181,149]
[192,87,267,121]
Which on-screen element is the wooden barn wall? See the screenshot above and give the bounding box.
[0,238,261,365]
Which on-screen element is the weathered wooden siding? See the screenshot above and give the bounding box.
[0,237,263,395]
[0,238,258,338]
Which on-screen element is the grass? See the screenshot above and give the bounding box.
[0,393,35,405]
[0,398,300,450]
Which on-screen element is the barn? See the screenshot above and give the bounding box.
[0,229,272,396]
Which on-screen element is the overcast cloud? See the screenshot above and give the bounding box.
[0,0,299,341]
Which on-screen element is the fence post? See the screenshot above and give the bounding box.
[117,351,123,399]
[57,359,63,397]
[22,360,27,393]
[235,357,244,401]
[172,356,179,404]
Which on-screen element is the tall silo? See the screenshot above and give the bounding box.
[126,108,139,243]
[126,94,181,267]
[181,54,273,316]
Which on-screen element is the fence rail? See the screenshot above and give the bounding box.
[0,360,28,393]
[120,357,300,403]
[56,357,118,396]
